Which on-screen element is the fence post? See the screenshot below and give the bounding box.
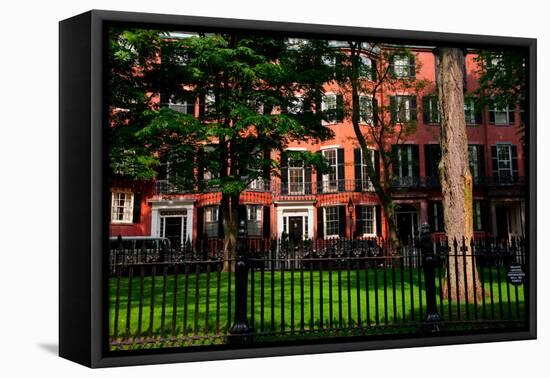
[229,240,252,344]
[420,223,441,333]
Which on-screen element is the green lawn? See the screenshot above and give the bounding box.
[109,266,526,348]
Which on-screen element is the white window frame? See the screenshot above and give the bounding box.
[322,149,338,192]
[397,145,413,178]
[359,95,373,124]
[288,94,304,114]
[464,98,476,124]
[395,95,412,122]
[473,201,482,231]
[426,96,440,124]
[321,92,338,125]
[360,205,376,237]
[323,206,340,238]
[288,158,305,195]
[204,206,219,238]
[393,55,410,78]
[246,205,263,237]
[359,55,372,80]
[360,148,376,191]
[468,145,479,180]
[111,191,134,224]
[496,144,513,178]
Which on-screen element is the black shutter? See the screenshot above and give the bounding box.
[355,205,363,237]
[422,96,430,125]
[428,202,435,232]
[132,193,141,223]
[196,207,204,240]
[238,204,247,228]
[305,165,312,194]
[354,148,362,191]
[474,98,483,124]
[316,151,323,194]
[280,151,288,195]
[411,145,420,178]
[390,96,397,123]
[389,56,395,76]
[218,205,224,238]
[410,96,418,122]
[488,101,495,124]
[317,208,324,240]
[437,202,444,232]
[375,205,382,236]
[338,206,347,237]
[511,145,519,181]
[477,145,486,178]
[508,106,516,125]
[408,55,416,78]
[480,201,489,232]
[371,60,377,81]
[391,145,399,177]
[372,98,379,126]
[373,150,380,181]
[337,148,345,191]
[263,206,270,238]
[336,94,344,122]
[491,146,498,179]
[425,145,433,178]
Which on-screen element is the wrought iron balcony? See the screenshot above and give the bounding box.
[154,175,524,196]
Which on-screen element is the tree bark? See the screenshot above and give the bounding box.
[222,192,239,272]
[437,47,482,302]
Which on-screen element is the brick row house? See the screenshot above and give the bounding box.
[109,42,526,248]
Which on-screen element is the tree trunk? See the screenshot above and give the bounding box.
[222,192,239,272]
[437,48,482,302]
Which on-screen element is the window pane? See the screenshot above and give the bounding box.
[322,149,337,191]
[325,207,339,236]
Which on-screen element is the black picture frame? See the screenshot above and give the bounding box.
[59,9,537,368]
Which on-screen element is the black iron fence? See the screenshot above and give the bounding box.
[108,232,527,350]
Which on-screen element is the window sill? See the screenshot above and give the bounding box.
[111,221,134,225]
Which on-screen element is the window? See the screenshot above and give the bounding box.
[496,144,513,179]
[489,103,515,125]
[288,159,305,194]
[464,97,477,124]
[359,95,373,124]
[423,96,440,124]
[322,149,338,192]
[204,206,219,238]
[473,201,483,231]
[360,149,376,191]
[321,93,343,124]
[391,55,415,78]
[168,96,195,115]
[359,206,376,236]
[397,145,413,178]
[430,201,444,232]
[359,56,372,80]
[468,145,480,181]
[288,95,304,114]
[324,207,340,237]
[111,191,134,223]
[205,90,216,114]
[246,205,262,237]
[392,95,417,123]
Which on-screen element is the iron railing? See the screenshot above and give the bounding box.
[108,234,527,350]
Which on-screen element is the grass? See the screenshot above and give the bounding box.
[109,266,526,349]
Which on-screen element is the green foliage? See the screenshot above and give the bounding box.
[475,49,527,109]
